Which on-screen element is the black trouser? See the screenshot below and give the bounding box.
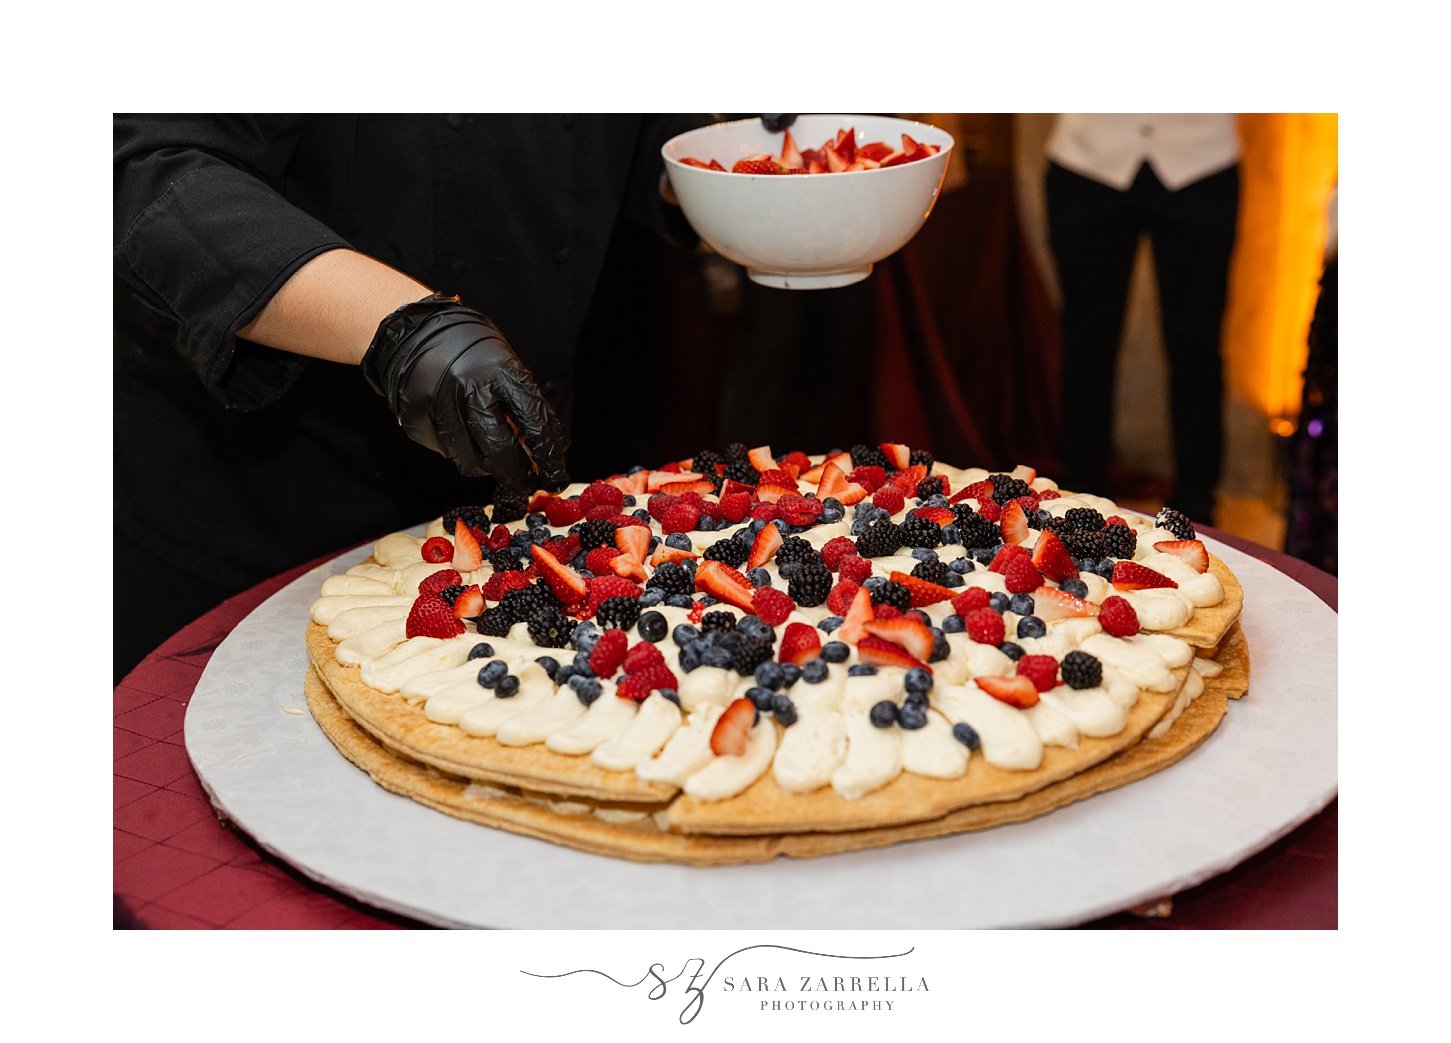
[1046,160,1239,522]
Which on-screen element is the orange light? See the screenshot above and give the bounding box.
[1270,417,1297,438]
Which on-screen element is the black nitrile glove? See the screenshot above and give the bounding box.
[760,114,797,133]
[362,294,571,493]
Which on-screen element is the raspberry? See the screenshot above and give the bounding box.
[1105,515,1128,527]
[776,494,825,526]
[872,604,903,620]
[661,503,701,533]
[779,451,811,476]
[847,465,887,493]
[578,483,625,513]
[587,628,628,676]
[748,502,780,521]
[647,493,679,522]
[1004,555,1042,594]
[872,485,905,515]
[717,491,751,523]
[964,606,1006,645]
[584,575,642,618]
[405,593,465,639]
[421,536,454,564]
[543,534,581,564]
[622,640,665,674]
[989,544,1032,574]
[976,498,1002,522]
[820,536,858,570]
[1037,489,1061,501]
[838,555,873,585]
[1098,596,1140,637]
[585,546,622,574]
[585,504,623,521]
[752,587,795,626]
[950,587,991,617]
[543,497,585,527]
[1016,654,1059,692]
[756,468,796,487]
[1011,494,1040,518]
[826,579,860,616]
[484,524,512,550]
[618,662,678,701]
[480,569,531,601]
[418,568,462,596]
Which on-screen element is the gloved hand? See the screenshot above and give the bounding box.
[760,114,797,133]
[362,294,571,493]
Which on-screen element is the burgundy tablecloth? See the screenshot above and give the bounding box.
[114,528,1337,929]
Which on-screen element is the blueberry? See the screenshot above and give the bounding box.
[526,511,547,528]
[849,664,879,677]
[850,519,868,537]
[903,666,934,695]
[510,530,534,549]
[737,617,774,641]
[818,615,844,633]
[1017,615,1046,639]
[633,508,651,523]
[697,594,718,607]
[771,518,791,535]
[1077,557,1099,573]
[658,688,681,706]
[1009,592,1035,616]
[777,561,802,580]
[627,464,646,474]
[869,700,898,727]
[477,660,508,688]
[971,546,998,565]
[697,516,718,532]
[1036,509,1053,526]
[822,497,844,513]
[952,722,982,749]
[942,613,965,633]
[555,664,577,684]
[623,494,637,507]
[801,658,829,684]
[750,518,769,534]
[747,567,771,588]
[903,689,929,708]
[637,610,668,643]
[819,509,844,525]
[665,532,693,551]
[665,594,694,609]
[570,621,599,651]
[998,641,1025,661]
[779,663,802,687]
[989,592,1011,613]
[468,642,495,660]
[754,660,786,691]
[939,524,960,544]
[862,576,887,592]
[930,632,950,662]
[746,686,775,710]
[944,574,964,588]
[702,646,733,669]
[678,645,702,672]
[1059,578,1089,598]
[570,677,602,705]
[572,650,596,676]
[1095,559,1116,580]
[571,551,590,571]
[897,702,928,730]
[910,547,939,562]
[771,694,798,726]
[733,526,754,544]
[495,674,520,698]
[673,623,700,647]
[529,525,551,545]
[534,655,559,679]
[638,588,664,608]
[821,641,850,663]
[649,535,661,551]
[948,557,974,574]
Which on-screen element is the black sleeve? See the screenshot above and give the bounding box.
[113,114,352,410]
[620,113,715,247]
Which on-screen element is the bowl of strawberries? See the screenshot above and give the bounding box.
[662,114,952,289]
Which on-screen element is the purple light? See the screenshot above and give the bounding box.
[1307,418,1324,438]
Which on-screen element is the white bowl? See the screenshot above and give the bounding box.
[662,114,953,289]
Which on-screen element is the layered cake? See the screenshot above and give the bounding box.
[303,443,1247,864]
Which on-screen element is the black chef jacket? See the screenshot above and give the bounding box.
[114,114,704,603]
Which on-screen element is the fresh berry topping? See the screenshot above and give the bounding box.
[897,515,943,549]
[975,498,1002,522]
[542,497,585,527]
[1156,508,1197,540]
[595,596,641,631]
[1060,650,1103,690]
[588,628,629,677]
[694,560,757,613]
[1016,654,1059,692]
[912,506,955,527]
[710,697,758,755]
[752,586,795,626]
[889,464,929,492]
[950,586,992,617]
[964,606,1006,645]
[862,617,936,661]
[618,662,679,702]
[1111,561,1178,590]
[826,579,861,616]
[1030,532,1078,583]
[854,519,902,558]
[717,491,752,523]
[406,593,466,639]
[1003,555,1042,594]
[530,543,588,603]
[999,501,1030,545]
[1031,585,1098,621]
[776,494,826,527]
[622,640,665,674]
[418,568,462,596]
[1100,524,1138,560]
[578,483,626,514]
[989,543,1032,574]
[787,561,833,607]
[847,465,888,493]
[1097,595,1140,637]
[585,545,622,575]
[819,536,858,571]
[871,485,906,515]
[838,554,873,585]
[451,520,484,571]
[451,585,484,619]
[872,604,903,620]
[857,635,930,672]
[747,524,783,569]
[583,575,642,618]
[880,442,912,469]
[703,537,750,568]
[661,502,701,534]
[837,584,878,645]
[1153,539,1209,574]
[886,570,955,607]
[526,608,576,648]
[755,468,796,488]
[975,674,1039,708]
[951,721,981,749]
[421,536,454,564]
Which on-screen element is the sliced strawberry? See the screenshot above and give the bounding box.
[450,585,484,619]
[710,697,758,756]
[614,525,650,564]
[609,555,648,582]
[754,482,800,504]
[777,451,811,479]
[826,579,860,616]
[1030,532,1078,583]
[880,442,912,469]
[527,490,552,512]
[747,445,776,472]
[1112,561,1178,590]
[857,635,930,673]
[1032,586,1099,620]
[778,128,803,168]
[694,560,757,613]
[732,157,783,175]
[721,478,757,497]
[801,451,850,484]
[530,543,588,603]
[837,585,878,644]
[836,482,869,506]
[889,464,928,492]
[778,622,822,666]
[1010,464,1038,484]
[824,143,848,173]
[1000,501,1030,545]
[451,520,484,571]
[747,524,783,569]
[862,618,936,662]
[858,141,893,163]
[887,570,956,607]
[975,674,1039,709]
[913,506,955,526]
[606,471,649,495]
[835,127,857,162]
[989,544,1031,574]
[660,479,715,496]
[815,459,851,500]
[480,569,530,602]
[648,469,702,492]
[1153,539,1209,574]
[648,544,700,566]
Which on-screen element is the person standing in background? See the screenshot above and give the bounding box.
[1044,114,1240,524]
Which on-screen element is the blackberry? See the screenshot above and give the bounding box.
[854,519,902,558]
[1157,508,1197,540]
[1061,650,1103,690]
[910,558,951,586]
[871,581,911,612]
[1060,529,1106,561]
[577,519,617,550]
[850,443,890,471]
[595,596,640,631]
[730,635,775,676]
[908,449,935,470]
[915,476,946,500]
[989,474,1033,504]
[477,607,513,637]
[722,458,759,485]
[437,584,467,607]
[490,487,529,524]
[700,611,737,634]
[1100,524,1137,560]
[489,547,523,572]
[499,583,558,624]
[950,506,1001,549]
[724,441,750,462]
[702,538,749,568]
[898,515,943,549]
[646,561,693,598]
[692,449,725,487]
[774,536,819,566]
[1064,507,1105,532]
[788,562,833,607]
[527,609,576,649]
[442,505,490,533]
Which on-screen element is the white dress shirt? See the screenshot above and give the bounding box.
[1047,114,1240,191]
